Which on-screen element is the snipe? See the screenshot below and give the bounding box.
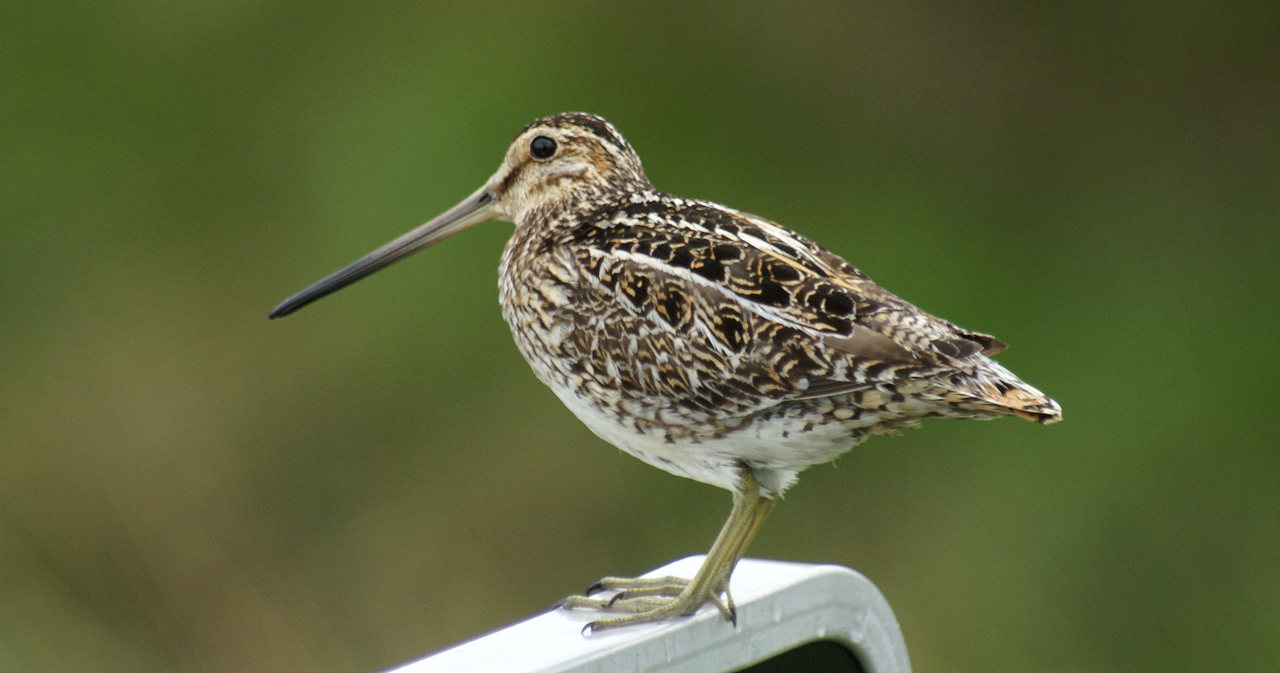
[272,112,1061,632]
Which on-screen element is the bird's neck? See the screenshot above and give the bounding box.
[511,179,652,231]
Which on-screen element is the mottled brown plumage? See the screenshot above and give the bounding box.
[272,112,1061,632]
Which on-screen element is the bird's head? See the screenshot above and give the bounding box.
[490,113,649,223]
[270,113,646,318]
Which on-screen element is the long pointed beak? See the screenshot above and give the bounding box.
[270,183,500,319]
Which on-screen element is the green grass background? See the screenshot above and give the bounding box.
[2,2,1276,671]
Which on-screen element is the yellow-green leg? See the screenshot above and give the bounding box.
[558,467,776,632]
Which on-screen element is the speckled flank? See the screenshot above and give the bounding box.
[495,113,1061,497]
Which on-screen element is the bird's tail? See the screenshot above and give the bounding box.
[964,360,1062,424]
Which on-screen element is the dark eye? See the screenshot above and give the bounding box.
[530,136,557,160]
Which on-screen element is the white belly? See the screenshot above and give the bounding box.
[550,386,875,497]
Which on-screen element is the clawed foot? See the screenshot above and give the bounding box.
[554,467,775,634]
[557,575,735,633]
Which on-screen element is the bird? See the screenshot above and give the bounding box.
[270,112,1061,632]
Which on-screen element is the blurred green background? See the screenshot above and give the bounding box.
[2,2,1277,672]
